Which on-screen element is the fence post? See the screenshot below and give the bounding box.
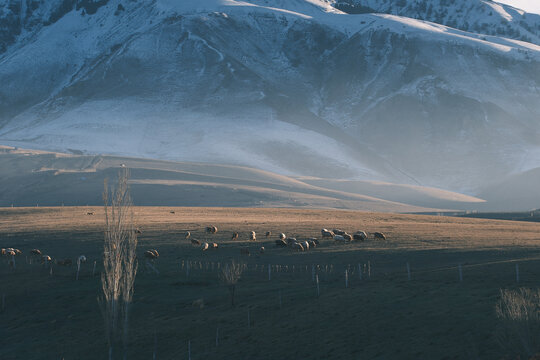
[92,260,97,277]
[316,274,320,298]
[268,264,271,281]
[216,327,219,347]
[188,340,191,360]
[76,258,81,281]
[406,262,411,281]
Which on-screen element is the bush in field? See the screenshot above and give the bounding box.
[99,169,138,360]
[221,260,243,307]
[496,288,540,358]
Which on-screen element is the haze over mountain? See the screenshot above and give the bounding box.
[0,0,539,208]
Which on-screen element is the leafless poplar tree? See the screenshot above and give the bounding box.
[100,168,138,360]
[220,260,244,307]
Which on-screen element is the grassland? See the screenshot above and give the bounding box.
[1,207,540,359]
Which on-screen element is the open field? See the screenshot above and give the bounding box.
[2,207,540,359]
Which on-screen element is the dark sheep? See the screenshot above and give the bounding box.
[333,229,346,236]
[206,226,218,234]
[30,249,42,256]
[265,231,271,238]
[191,239,201,246]
[231,232,239,241]
[321,229,334,238]
[374,232,386,240]
[291,243,304,252]
[275,239,287,247]
[286,238,297,246]
[353,231,367,242]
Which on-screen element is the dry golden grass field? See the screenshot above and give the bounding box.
[2,207,540,359]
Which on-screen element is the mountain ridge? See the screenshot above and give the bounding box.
[0,0,539,197]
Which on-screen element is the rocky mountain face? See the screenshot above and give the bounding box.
[0,0,539,198]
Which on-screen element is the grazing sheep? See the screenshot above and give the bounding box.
[240,248,250,256]
[374,232,386,240]
[41,255,52,263]
[286,238,297,246]
[343,233,353,242]
[231,232,239,241]
[6,250,16,257]
[310,238,320,245]
[185,231,191,239]
[275,239,287,247]
[30,249,42,256]
[279,233,286,240]
[265,231,271,238]
[14,249,21,256]
[302,241,310,250]
[56,258,73,266]
[191,239,201,246]
[250,231,257,241]
[87,212,94,215]
[333,235,346,243]
[144,249,159,260]
[353,231,367,242]
[333,229,346,236]
[78,255,87,263]
[170,211,176,214]
[321,229,334,238]
[0,249,5,256]
[206,226,218,234]
[260,247,265,254]
[211,243,218,249]
[202,242,209,251]
[291,242,304,252]
[308,240,317,248]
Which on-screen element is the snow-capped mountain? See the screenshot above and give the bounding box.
[336,0,540,45]
[0,0,539,195]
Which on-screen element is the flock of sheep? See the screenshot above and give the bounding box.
[1,247,87,268]
[172,226,388,256]
[2,225,387,269]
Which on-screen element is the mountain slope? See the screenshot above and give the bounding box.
[336,0,540,44]
[0,145,482,211]
[0,0,539,195]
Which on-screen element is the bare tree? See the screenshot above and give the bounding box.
[220,260,244,307]
[100,169,138,360]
